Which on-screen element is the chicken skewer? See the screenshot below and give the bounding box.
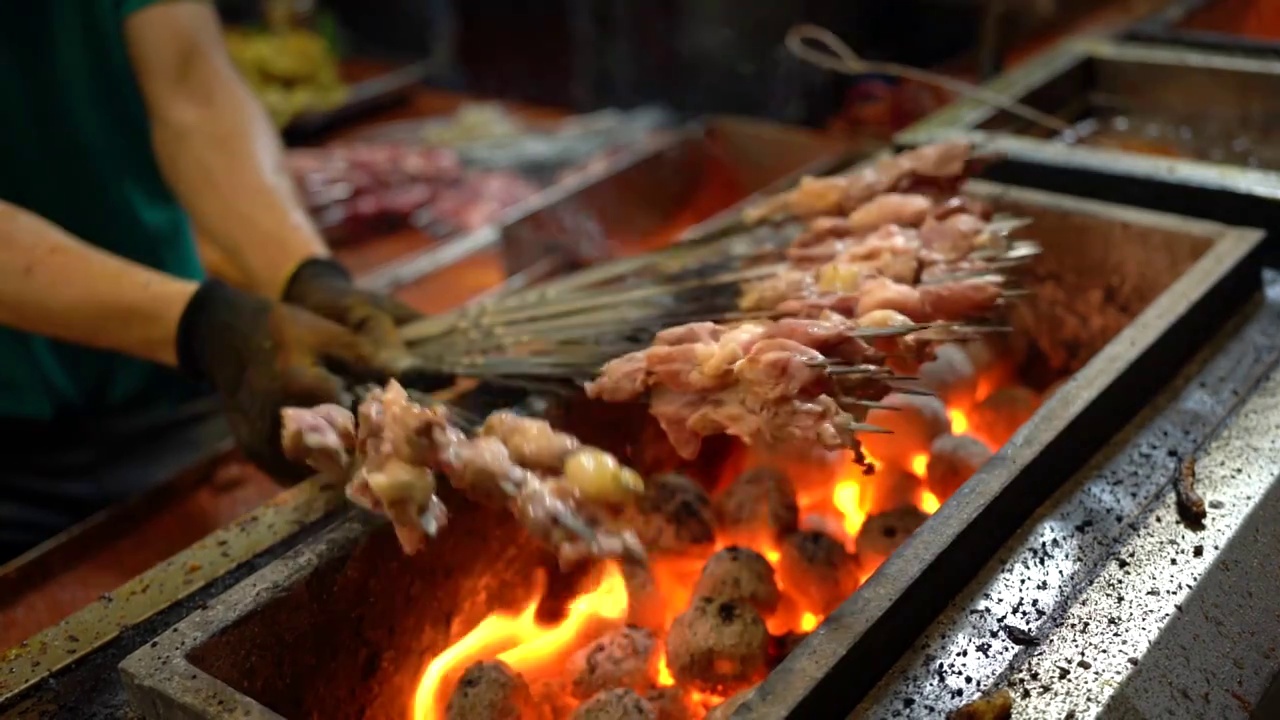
[356,143,1033,467]
[585,315,924,459]
[281,380,647,566]
[391,143,1026,385]
[743,207,1035,315]
[741,140,990,225]
[575,142,1035,461]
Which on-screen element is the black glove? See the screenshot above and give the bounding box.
[177,280,417,481]
[282,257,416,345]
[282,258,452,393]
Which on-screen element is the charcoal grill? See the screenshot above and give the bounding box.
[116,180,1266,720]
[897,38,1280,239]
[855,272,1280,719]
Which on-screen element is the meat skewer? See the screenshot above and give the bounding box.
[281,380,647,566]
[574,143,1036,460]
[380,144,1032,463]
[741,140,988,225]
[586,315,918,459]
[388,143,1031,386]
[745,212,1034,316]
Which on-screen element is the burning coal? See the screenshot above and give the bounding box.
[411,336,1045,719]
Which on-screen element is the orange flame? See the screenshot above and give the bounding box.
[656,655,675,687]
[919,489,941,514]
[412,563,628,720]
[832,477,866,537]
[408,368,1040,717]
[909,453,929,479]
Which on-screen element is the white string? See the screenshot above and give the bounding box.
[784,23,1073,135]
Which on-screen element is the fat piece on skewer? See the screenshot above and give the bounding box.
[280,380,646,565]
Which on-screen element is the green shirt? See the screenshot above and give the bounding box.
[0,0,205,420]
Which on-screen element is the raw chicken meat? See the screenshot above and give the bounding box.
[280,380,646,565]
[583,142,1034,463]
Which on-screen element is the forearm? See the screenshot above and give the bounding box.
[150,77,327,297]
[0,201,197,366]
[128,3,329,298]
[195,230,255,291]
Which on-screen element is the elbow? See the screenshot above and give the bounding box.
[0,199,25,230]
[146,57,260,136]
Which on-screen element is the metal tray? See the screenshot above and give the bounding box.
[345,127,682,292]
[116,179,1265,720]
[347,106,674,179]
[361,115,855,294]
[896,38,1280,240]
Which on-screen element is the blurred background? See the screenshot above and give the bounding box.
[215,0,1140,138]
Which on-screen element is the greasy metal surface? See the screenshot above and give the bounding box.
[855,274,1280,719]
[118,519,371,720]
[0,511,346,720]
[897,38,1280,236]
[0,477,346,704]
[120,488,557,720]
[733,184,1265,719]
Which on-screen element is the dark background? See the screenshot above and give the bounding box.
[215,0,985,126]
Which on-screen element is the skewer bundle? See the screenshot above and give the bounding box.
[396,140,1039,461]
[279,141,1038,561]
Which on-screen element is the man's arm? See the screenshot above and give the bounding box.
[124,1,330,299]
[0,200,196,366]
[195,231,255,291]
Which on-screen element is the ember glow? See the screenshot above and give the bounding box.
[413,563,628,720]
[410,350,1048,718]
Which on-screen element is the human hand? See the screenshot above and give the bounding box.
[176,280,420,480]
[281,258,414,344]
[282,257,453,393]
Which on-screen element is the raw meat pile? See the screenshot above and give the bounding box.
[280,380,646,565]
[586,141,1035,461]
[286,143,540,244]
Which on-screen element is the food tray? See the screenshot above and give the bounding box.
[346,105,675,183]
[359,115,854,294]
[897,37,1280,240]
